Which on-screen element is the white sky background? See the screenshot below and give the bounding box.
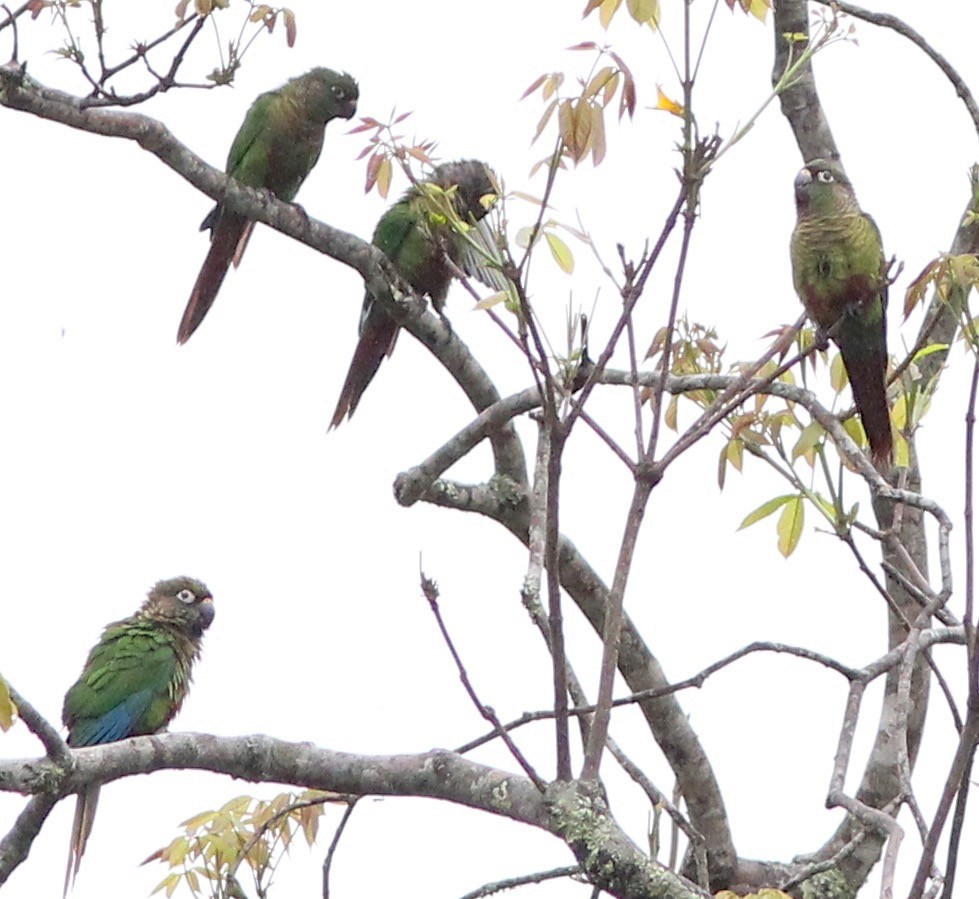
[1,1,978,897]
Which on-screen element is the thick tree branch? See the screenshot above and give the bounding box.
[770,2,972,890]
[0,734,712,899]
[0,62,528,486]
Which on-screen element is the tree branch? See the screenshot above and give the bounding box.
[0,734,712,899]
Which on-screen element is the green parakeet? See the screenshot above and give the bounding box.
[178,67,358,344]
[61,576,214,894]
[790,158,893,470]
[329,159,506,426]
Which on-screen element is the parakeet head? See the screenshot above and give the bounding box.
[298,68,359,122]
[794,158,857,216]
[141,576,214,635]
[432,160,499,222]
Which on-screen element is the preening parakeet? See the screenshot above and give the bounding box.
[178,67,359,344]
[330,159,506,427]
[790,158,893,470]
[61,576,214,895]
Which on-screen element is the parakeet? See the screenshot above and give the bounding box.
[178,67,359,344]
[330,159,507,427]
[790,158,893,470]
[61,576,215,895]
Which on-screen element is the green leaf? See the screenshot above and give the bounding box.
[739,494,793,530]
[912,342,949,362]
[776,495,804,557]
[545,231,574,273]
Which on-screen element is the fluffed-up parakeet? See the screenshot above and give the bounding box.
[329,159,506,427]
[61,576,215,894]
[790,158,893,470]
[178,67,359,343]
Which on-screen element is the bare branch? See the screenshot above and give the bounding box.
[458,865,583,899]
[812,0,979,139]
[0,792,57,884]
[420,570,546,791]
[2,681,70,765]
[322,799,359,899]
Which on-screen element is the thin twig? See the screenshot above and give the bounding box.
[322,798,359,899]
[420,569,546,791]
[457,865,583,899]
[813,0,979,139]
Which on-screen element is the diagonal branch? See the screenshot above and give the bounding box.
[812,0,979,139]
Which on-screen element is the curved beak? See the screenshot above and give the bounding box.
[793,166,813,192]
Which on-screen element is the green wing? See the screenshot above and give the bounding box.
[225,92,276,185]
[63,622,180,743]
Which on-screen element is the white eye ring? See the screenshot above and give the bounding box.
[816,170,835,183]
[176,588,196,604]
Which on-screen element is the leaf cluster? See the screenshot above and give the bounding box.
[146,790,338,899]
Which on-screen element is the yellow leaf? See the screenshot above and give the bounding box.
[590,104,607,165]
[569,99,594,163]
[829,352,848,393]
[792,420,824,460]
[890,392,908,430]
[473,291,510,311]
[601,70,619,108]
[842,415,866,449]
[558,99,576,159]
[376,157,393,199]
[626,0,660,27]
[150,873,180,897]
[776,495,804,557]
[0,676,14,731]
[542,72,564,101]
[665,394,678,431]
[653,85,685,117]
[739,494,792,530]
[895,432,910,468]
[726,438,744,473]
[584,66,616,101]
[533,98,558,144]
[545,232,574,273]
[747,0,770,21]
[181,810,217,831]
[598,0,622,28]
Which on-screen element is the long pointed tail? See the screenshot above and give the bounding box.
[840,335,892,472]
[177,211,248,344]
[330,307,399,428]
[63,785,99,896]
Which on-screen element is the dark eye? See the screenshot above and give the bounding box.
[176,588,196,604]
[817,170,835,183]
[331,85,344,99]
